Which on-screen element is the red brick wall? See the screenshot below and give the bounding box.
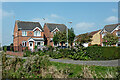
[13,22,44,51]
[44,24,54,46]
[6,51,23,57]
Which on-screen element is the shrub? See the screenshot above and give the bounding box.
[3,46,7,52]
[3,54,51,78]
[86,46,120,60]
[23,50,31,57]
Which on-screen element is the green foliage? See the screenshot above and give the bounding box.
[34,45,38,52]
[3,54,51,78]
[59,31,67,46]
[51,62,118,78]
[10,43,14,51]
[86,46,120,60]
[68,28,75,46]
[53,32,60,45]
[47,46,90,60]
[53,31,67,46]
[68,47,90,60]
[3,46,7,52]
[103,33,118,46]
[76,33,92,45]
[23,50,31,57]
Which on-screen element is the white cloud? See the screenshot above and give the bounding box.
[104,16,118,23]
[32,17,56,26]
[112,8,117,13]
[32,14,65,26]
[0,8,14,18]
[50,14,60,18]
[75,22,95,34]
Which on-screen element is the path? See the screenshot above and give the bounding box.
[6,55,119,67]
[50,58,119,67]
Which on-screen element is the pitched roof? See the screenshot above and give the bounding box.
[89,30,101,36]
[45,23,67,32]
[103,23,120,33]
[16,20,43,31]
[76,29,101,37]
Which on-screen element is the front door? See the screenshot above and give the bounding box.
[29,42,33,51]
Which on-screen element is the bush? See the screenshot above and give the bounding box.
[2,54,51,78]
[23,50,31,57]
[3,46,7,52]
[86,46,120,60]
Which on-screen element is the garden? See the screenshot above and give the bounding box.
[1,52,120,79]
[23,45,120,60]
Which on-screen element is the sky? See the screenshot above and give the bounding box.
[1,2,119,46]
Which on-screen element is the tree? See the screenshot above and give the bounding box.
[59,31,67,46]
[68,28,75,46]
[53,31,67,47]
[53,32,60,45]
[53,28,75,47]
[76,33,92,46]
[103,33,118,46]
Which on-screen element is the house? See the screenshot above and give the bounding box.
[100,23,120,46]
[13,20,44,51]
[75,30,101,47]
[44,23,67,47]
[89,30,101,46]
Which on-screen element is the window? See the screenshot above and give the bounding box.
[117,31,120,37]
[102,33,106,38]
[118,42,120,46]
[118,38,120,42]
[22,41,27,47]
[54,31,56,34]
[16,32,17,37]
[22,31,27,36]
[34,31,41,36]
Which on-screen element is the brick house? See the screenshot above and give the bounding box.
[44,23,67,47]
[13,20,44,51]
[100,23,120,46]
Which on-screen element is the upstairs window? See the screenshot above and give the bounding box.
[117,31,120,37]
[22,31,27,36]
[34,31,41,36]
[22,41,27,47]
[119,38,120,42]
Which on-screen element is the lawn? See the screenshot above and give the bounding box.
[51,62,119,78]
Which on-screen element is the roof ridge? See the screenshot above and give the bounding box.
[46,23,65,25]
[105,23,120,26]
[16,20,39,23]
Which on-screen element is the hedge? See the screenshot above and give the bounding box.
[86,46,120,60]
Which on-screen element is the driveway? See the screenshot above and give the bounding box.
[5,55,119,67]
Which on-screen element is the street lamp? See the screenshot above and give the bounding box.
[67,21,72,48]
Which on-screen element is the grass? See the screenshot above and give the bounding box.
[51,62,119,78]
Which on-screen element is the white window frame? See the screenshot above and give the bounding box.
[34,31,41,36]
[102,33,106,38]
[35,41,44,46]
[22,31,27,36]
[22,41,27,47]
[117,31,120,37]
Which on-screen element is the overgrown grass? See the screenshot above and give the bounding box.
[51,62,119,78]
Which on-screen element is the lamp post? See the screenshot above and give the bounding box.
[67,21,72,48]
